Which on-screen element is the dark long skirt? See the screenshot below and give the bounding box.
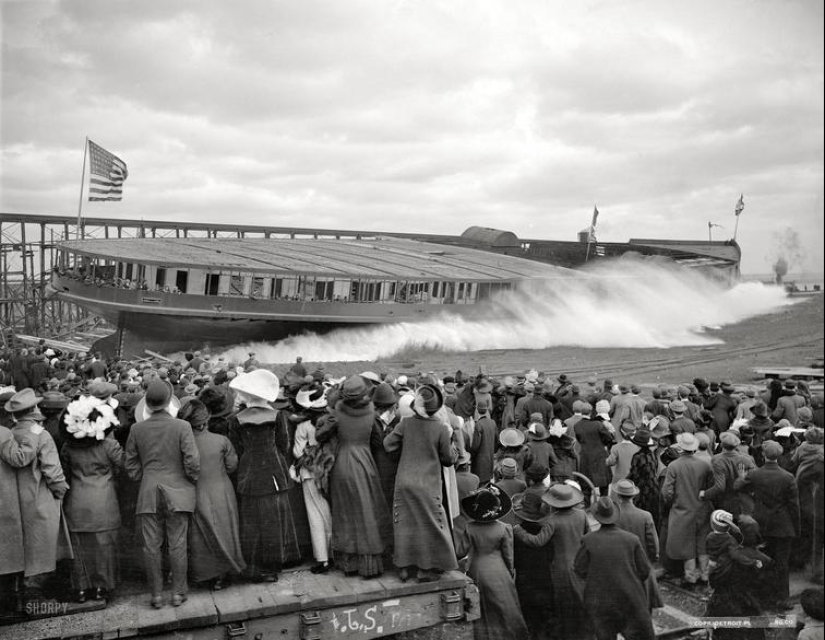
[70,529,119,591]
[238,493,300,578]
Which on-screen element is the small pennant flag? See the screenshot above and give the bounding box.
[88,140,128,201]
[734,194,744,217]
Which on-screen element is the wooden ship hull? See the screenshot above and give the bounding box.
[51,234,577,357]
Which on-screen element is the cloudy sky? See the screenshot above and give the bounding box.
[2,0,822,274]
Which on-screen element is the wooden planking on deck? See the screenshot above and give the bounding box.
[1,569,472,640]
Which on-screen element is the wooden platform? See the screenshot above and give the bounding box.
[752,366,825,381]
[1,569,478,640]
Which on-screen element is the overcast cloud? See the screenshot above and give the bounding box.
[1,0,822,274]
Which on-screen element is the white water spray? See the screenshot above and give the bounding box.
[214,258,793,364]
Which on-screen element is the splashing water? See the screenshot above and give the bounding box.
[213,258,794,364]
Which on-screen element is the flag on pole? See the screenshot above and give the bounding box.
[88,140,128,201]
[589,206,599,242]
[734,193,744,217]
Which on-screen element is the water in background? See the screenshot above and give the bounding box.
[215,258,797,364]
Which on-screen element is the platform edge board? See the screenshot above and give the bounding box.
[173,590,219,629]
[294,569,360,609]
[212,584,250,624]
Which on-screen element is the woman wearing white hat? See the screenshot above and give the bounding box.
[228,370,300,583]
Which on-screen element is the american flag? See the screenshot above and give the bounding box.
[734,194,744,217]
[88,140,128,201]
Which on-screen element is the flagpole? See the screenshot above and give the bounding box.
[708,221,712,242]
[76,137,89,239]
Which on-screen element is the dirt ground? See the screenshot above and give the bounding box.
[274,295,824,390]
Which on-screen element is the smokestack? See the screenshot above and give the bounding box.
[773,257,788,285]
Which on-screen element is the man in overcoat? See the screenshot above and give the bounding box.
[701,430,756,516]
[574,497,655,640]
[125,380,200,608]
[738,440,800,609]
[661,433,713,588]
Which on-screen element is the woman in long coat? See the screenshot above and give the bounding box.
[573,412,613,494]
[520,483,590,640]
[6,389,69,589]
[328,376,392,578]
[181,399,245,589]
[511,492,554,640]
[0,417,37,610]
[228,370,300,582]
[384,383,458,582]
[61,413,124,602]
[455,486,528,640]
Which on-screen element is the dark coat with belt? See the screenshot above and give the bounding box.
[125,411,200,514]
[741,461,800,538]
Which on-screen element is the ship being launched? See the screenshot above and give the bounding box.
[51,235,577,358]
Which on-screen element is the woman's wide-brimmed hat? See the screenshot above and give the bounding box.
[461,484,512,523]
[591,497,620,525]
[499,427,525,448]
[512,492,551,523]
[296,384,328,411]
[339,375,371,402]
[4,388,42,413]
[545,483,583,509]
[229,369,280,402]
[526,422,550,441]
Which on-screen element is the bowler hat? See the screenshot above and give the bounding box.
[783,379,797,389]
[229,369,280,402]
[591,497,620,525]
[512,492,551,523]
[499,428,525,448]
[545,483,583,509]
[144,380,174,413]
[461,485,511,523]
[4,388,42,413]
[614,479,640,497]
[525,462,550,483]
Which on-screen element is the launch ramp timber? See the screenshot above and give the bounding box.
[2,569,479,640]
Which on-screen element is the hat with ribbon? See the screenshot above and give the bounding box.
[614,479,640,497]
[413,383,444,417]
[545,483,583,509]
[591,496,620,525]
[526,422,550,441]
[39,390,70,410]
[179,398,211,427]
[711,509,735,533]
[296,384,328,411]
[512,492,551,523]
[198,385,233,418]
[461,484,512,523]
